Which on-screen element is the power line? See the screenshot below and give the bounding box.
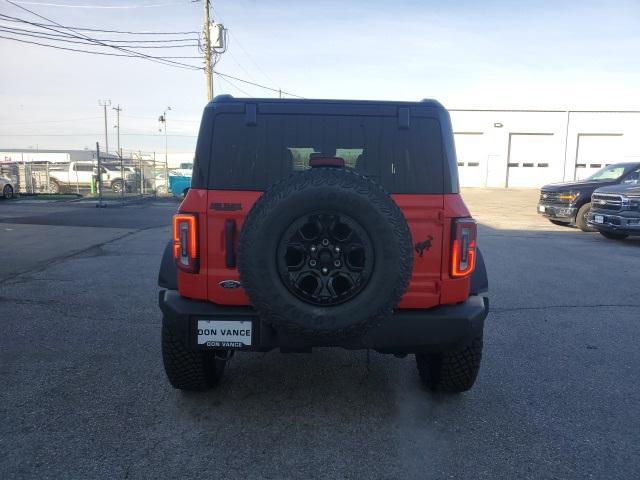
[216,74,252,97]
[121,114,200,123]
[0,24,199,43]
[11,1,187,9]
[207,6,281,94]
[3,2,203,70]
[1,5,303,96]
[0,132,198,137]
[213,71,304,99]
[0,34,203,59]
[0,14,199,34]
[227,30,280,90]
[0,27,201,50]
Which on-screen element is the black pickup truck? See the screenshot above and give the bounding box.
[537,162,640,231]
[587,182,640,239]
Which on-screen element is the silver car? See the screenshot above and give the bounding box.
[1,175,16,199]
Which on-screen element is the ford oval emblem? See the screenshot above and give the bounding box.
[219,280,242,289]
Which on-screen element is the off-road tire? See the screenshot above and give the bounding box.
[416,333,483,393]
[599,231,628,240]
[576,203,596,232]
[161,325,226,391]
[2,184,13,199]
[549,219,569,227]
[238,167,413,340]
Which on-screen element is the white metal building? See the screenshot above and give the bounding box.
[450,110,640,188]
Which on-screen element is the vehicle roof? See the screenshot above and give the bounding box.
[610,161,640,167]
[207,95,445,110]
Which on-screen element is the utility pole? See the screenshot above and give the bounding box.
[203,0,214,101]
[113,105,122,158]
[159,107,171,190]
[96,141,104,208]
[113,104,124,202]
[98,100,111,155]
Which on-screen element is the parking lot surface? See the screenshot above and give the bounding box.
[1,190,639,479]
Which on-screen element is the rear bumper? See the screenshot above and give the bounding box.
[587,210,640,234]
[537,203,576,221]
[159,290,489,354]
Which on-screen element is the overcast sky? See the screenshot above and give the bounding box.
[1,0,639,155]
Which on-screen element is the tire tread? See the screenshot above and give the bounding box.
[161,326,224,391]
[416,334,483,393]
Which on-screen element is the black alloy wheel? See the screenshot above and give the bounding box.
[277,212,374,306]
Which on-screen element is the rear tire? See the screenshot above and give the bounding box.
[161,325,227,391]
[416,333,483,393]
[576,203,596,232]
[2,184,13,199]
[599,231,628,240]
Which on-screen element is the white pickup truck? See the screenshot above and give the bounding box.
[48,162,135,193]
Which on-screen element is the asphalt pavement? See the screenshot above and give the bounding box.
[1,191,639,479]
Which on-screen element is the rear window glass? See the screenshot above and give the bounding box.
[208,113,444,193]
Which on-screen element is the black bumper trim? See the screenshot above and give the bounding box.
[159,290,489,354]
[587,211,640,234]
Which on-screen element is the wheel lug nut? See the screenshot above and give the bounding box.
[310,260,317,267]
[322,267,328,274]
[310,245,317,252]
[335,246,340,253]
[334,260,341,267]
[322,238,329,246]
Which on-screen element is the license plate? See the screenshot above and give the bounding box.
[197,320,252,347]
[594,215,604,224]
[538,205,546,213]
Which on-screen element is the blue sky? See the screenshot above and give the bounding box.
[1,0,639,154]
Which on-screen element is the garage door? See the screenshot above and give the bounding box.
[454,132,487,187]
[574,134,624,180]
[507,133,556,187]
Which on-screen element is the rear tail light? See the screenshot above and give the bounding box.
[173,213,199,273]
[450,218,477,278]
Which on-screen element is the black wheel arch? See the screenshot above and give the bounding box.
[158,240,178,290]
[470,246,488,295]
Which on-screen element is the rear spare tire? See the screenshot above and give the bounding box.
[238,167,413,339]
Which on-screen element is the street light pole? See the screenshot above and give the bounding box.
[159,107,171,195]
[113,104,124,202]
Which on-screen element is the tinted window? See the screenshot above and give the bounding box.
[208,113,444,193]
[73,164,94,172]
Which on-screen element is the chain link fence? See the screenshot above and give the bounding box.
[0,150,176,201]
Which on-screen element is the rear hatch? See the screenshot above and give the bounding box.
[182,100,461,309]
